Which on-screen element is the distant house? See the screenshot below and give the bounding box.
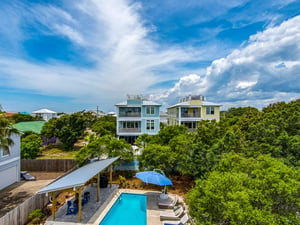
[32,109,57,121]
[167,95,222,131]
[0,133,21,190]
[115,95,161,144]
[159,111,168,124]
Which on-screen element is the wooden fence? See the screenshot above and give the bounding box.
[21,159,76,172]
[0,193,48,225]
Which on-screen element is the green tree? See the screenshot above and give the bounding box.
[91,116,116,136]
[10,113,42,123]
[187,153,300,225]
[225,106,259,118]
[41,111,96,150]
[138,144,177,172]
[0,118,19,154]
[75,135,133,166]
[157,125,188,145]
[134,133,153,148]
[21,134,42,159]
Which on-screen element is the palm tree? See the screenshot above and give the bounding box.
[0,117,19,155]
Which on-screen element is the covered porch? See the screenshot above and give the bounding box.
[37,157,119,223]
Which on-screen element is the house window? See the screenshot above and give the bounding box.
[181,108,188,117]
[146,106,155,115]
[206,106,215,115]
[122,121,140,128]
[0,147,9,157]
[146,120,155,131]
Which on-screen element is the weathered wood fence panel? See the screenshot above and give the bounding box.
[0,193,48,225]
[21,159,76,172]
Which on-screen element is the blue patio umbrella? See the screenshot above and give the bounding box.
[135,171,173,186]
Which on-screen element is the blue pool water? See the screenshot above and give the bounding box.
[99,193,147,225]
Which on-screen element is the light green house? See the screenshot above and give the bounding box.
[167,95,221,131]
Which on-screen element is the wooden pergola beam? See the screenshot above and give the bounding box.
[51,192,56,220]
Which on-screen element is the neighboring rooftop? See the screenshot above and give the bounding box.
[13,121,46,134]
[32,109,57,114]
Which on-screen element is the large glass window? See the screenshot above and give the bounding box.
[146,120,155,131]
[123,121,140,128]
[146,106,155,115]
[206,106,215,115]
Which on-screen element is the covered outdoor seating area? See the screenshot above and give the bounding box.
[37,157,119,222]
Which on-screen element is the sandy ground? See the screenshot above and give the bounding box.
[0,172,64,218]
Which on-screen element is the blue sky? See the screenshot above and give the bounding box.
[0,0,299,113]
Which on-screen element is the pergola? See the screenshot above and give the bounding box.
[37,157,119,222]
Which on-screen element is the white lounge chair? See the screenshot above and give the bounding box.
[158,195,178,208]
[161,213,189,225]
[160,205,184,220]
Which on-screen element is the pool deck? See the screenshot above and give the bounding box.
[44,185,179,225]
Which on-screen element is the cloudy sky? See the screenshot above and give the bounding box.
[0,0,299,113]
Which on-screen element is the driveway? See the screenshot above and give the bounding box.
[0,172,64,217]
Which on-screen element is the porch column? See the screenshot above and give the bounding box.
[97,173,100,202]
[109,164,113,188]
[51,192,56,220]
[78,188,83,222]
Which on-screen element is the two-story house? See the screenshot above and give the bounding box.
[167,95,221,131]
[115,95,161,144]
[0,133,21,190]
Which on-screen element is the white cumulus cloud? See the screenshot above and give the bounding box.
[154,15,300,109]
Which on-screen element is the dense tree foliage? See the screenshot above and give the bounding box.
[41,111,96,150]
[137,99,300,224]
[187,154,300,225]
[10,113,42,123]
[91,116,116,136]
[75,135,133,166]
[21,133,42,159]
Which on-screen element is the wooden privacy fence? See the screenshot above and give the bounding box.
[0,193,48,225]
[21,159,76,172]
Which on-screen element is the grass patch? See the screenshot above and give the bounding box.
[37,145,78,159]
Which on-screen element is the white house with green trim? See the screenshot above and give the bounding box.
[115,95,161,144]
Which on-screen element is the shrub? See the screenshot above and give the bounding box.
[28,209,44,224]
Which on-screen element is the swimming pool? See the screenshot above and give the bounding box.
[99,193,147,225]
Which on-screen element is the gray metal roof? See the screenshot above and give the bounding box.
[37,157,119,194]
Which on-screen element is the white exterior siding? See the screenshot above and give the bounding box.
[0,133,21,190]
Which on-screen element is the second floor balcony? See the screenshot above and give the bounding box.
[118,112,141,117]
[181,112,201,118]
[118,128,141,133]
